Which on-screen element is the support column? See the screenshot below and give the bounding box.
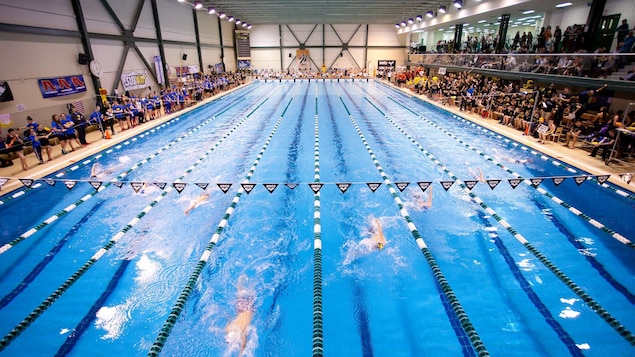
[150,0,169,89]
[497,14,510,53]
[453,24,463,52]
[193,9,203,72]
[218,17,225,72]
[70,0,101,97]
[585,0,607,51]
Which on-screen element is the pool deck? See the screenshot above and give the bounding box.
[1,79,634,196]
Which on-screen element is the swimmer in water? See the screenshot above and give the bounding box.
[371,218,387,250]
[90,163,100,179]
[414,186,433,210]
[226,275,254,356]
[469,167,486,183]
[184,191,210,215]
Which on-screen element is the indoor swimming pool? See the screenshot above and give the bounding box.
[0,80,633,356]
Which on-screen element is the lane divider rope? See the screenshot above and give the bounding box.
[312,94,324,357]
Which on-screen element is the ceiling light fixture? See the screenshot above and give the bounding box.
[236,19,241,25]
[408,18,414,25]
[426,10,434,18]
[247,24,252,29]
[207,7,215,14]
[522,10,535,14]
[242,22,248,27]
[438,6,447,14]
[395,23,400,28]
[193,1,202,9]
[416,15,423,22]
[555,2,573,8]
[478,19,486,23]
[178,0,185,2]
[218,12,226,19]
[228,16,235,22]
[401,21,407,27]
[453,0,463,9]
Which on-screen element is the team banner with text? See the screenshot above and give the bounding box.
[121,70,149,91]
[38,75,87,98]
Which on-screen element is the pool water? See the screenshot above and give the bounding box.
[0,80,633,356]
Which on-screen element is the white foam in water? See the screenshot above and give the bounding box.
[577,248,597,257]
[576,343,590,350]
[576,237,595,245]
[95,303,129,339]
[517,259,535,271]
[559,306,580,319]
[59,328,70,335]
[118,156,131,164]
[135,254,160,283]
[560,298,577,305]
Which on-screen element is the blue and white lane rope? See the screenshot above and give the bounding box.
[362,95,635,348]
[337,92,490,357]
[148,95,295,356]
[312,93,324,357]
[0,95,272,351]
[383,97,633,249]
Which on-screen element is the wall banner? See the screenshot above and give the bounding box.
[121,70,149,91]
[154,56,164,84]
[38,75,87,98]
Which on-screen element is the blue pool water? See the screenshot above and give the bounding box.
[0,80,633,356]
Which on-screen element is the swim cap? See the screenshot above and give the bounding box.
[539,117,544,122]
[377,242,384,250]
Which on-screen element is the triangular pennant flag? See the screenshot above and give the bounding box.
[264,183,278,193]
[131,181,144,193]
[195,183,209,190]
[486,179,501,190]
[417,181,432,192]
[464,180,478,190]
[530,178,543,188]
[285,183,298,189]
[551,177,566,186]
[64,180,77,190]
[113,181,124,188]
[217,183,232,193]
[395,182,409,191]
[173,182,187,194]
[574,176,587,186]
[45,178,56,186]
[507,178,521,189]
[89,181,102,190]
[241,183,256,194]
[154,182,167,190]
[366,182,381,192]
[596,175,610,184]
[439,180,455,191]
[309,183,324,193]
[19,178,34,188]
[0,177,9,187]
[620,173,633,184]
[336,182,351,193]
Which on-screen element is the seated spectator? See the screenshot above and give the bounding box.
[620,70,635,81]
[563,120,585,148]
[589,129,616,160]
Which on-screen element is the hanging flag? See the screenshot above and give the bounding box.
[394,182,409,191]
[508,178,522,189]
[439,180,455,191]
[64,180,77,190]
[486,179,501,190]
[113,181,124,188]
[173,182,187,193]
[154,182,167,190]
[45,178,56,186]
[620,173,633,184]
[131,182,144,193]
[309,183,323,193]
[19,178,34,188]
[241,183,256,194]
[336,183,351,193]
[195,183,209,190]
[366,182,381,192]
[595,175,610,184]
[530,178,543,188]
[89,181,102,190]
[574,176,587,186]
[551,177,566,186]
[285,183,298,189]
[72,100,85,114]
[264,183,278,193]
[0,177,8,187]
[464,180,478,190]
[217,183,232,193]
[417,181,432,192]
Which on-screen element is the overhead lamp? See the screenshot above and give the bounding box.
[438,6,447,14]
[426,10,434,18]
[401,21,407,27]
[218,12,226,19]
[522,10,535,14]
[247,24,252,29]
[555,2,572,8]
[228,16,235,22]
[478,20,486,23]
[395,23,400,28]
[242,22,248,27]
[453,0,463,9]
[193,1,202,9]
[178,0,185,2]
[408,18,414,25]
[416,15,423,22]
[207,6,215,14]
[236,19,242,24]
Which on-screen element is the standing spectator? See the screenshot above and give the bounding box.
[90,104,105,138]
[544,26,554,52]
[35,124,53,161]
[24,128,44,164]
[616,19,629,46]
[4,128,28,170]
[527,31,533,52]
[71,106,89,146]
[554,26,562,52]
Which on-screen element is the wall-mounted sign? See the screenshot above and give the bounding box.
[377,60,396,70]
[120,70,148,91]
[37,75,87,98]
